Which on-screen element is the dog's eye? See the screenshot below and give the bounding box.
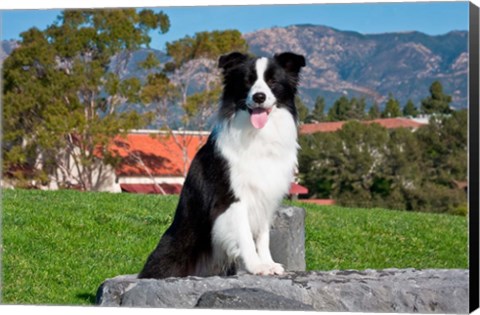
[267,79,276,85]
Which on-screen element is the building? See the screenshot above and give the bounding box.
[299,117,428,135]
[109,130,309,198]
[108,130,209,194]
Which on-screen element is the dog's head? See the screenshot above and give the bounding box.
[218,52,306,128]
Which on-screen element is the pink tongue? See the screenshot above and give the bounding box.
[250,108,269,129]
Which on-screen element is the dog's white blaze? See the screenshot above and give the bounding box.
[246,57,277,108]
[212,106,298,274]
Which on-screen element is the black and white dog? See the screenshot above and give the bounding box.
[138,51,306,279]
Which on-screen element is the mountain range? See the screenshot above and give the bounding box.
[245,25,468,109]
[1,24,468,110]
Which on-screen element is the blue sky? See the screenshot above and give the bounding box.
[1,2,469,51]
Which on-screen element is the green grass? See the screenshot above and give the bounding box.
[292,201,468,271]
[2,189,468,305]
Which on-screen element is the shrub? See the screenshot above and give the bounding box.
[404,183,466,214]
[450,203,468,216]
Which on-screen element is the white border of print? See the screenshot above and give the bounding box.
[0,0,475,10]
[0,1,477,315]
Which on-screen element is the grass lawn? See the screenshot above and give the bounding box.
[2,189,468,305]
[293,201,468,271]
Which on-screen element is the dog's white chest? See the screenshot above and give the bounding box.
[215,107,298,232]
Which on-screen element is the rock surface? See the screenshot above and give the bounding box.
[96,269,468,313]
[270,206,306,271]
[195,287,314,310]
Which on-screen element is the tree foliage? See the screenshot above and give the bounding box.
[368,102,381,119]
[296,95,309,124]
[308,96,326,122]
[382,93,402,118]
[3,9,169,190]
[316,80,452,122]
[327,96,366,121]
[403,99,418,117]
[415,109,467,185]
[164,29,248,71]
[298,111,467,214]
[137,29,248,177]
[139,29,248,130]
[148,29,249,129]
[421,80,452,115]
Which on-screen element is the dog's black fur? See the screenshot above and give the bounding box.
[138,136,238,278]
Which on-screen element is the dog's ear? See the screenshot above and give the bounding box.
[274,52,306,75]
[218,52,248,70]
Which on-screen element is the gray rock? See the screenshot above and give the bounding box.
[195,287,314,310]
[270,206,306,271]
[96,269,469,313]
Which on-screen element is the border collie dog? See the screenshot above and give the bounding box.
[138,51,306,279]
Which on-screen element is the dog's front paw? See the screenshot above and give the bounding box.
[249,262,285,276]
[269,262,285,275]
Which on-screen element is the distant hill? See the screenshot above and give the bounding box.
[1,24,468,111]
[244,25,468,109]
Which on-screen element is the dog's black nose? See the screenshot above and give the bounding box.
[252,92,266,104]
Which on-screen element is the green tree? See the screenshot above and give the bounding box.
[377,127,423,209]
[328,95,349,121]
[298,112,467,214]
[139,30,248,176]
[309,96,326,122]
[368,102,381,119]
[160,30,249,129]
[420,80,452,115]
[297,109,467,213]
[296,95,310,124]
[184,87,222,130]
[407,107,467,215]
[139,29,248,129]
[143,29,248,128]
[327,95,366,121]
[415,109,467,185]
[403,99,419,117]
[335,122,390,207]
[140,72,179,126]
[299,122,390,204]
[348,97,367,120]
[298,131,341,198]
[382,93,402,118]
[165,30,248,71]
[327,95,357,121]
[2,9,169,190]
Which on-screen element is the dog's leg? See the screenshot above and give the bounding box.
[213,202,281,276]
[255,223,284,275]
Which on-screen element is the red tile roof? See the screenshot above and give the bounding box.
[290,182,309,195]
[110,132,208,177]
[299,118,427,135]
[299,121,345,134]
[367,118,427,129]
[299,199,336,206]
